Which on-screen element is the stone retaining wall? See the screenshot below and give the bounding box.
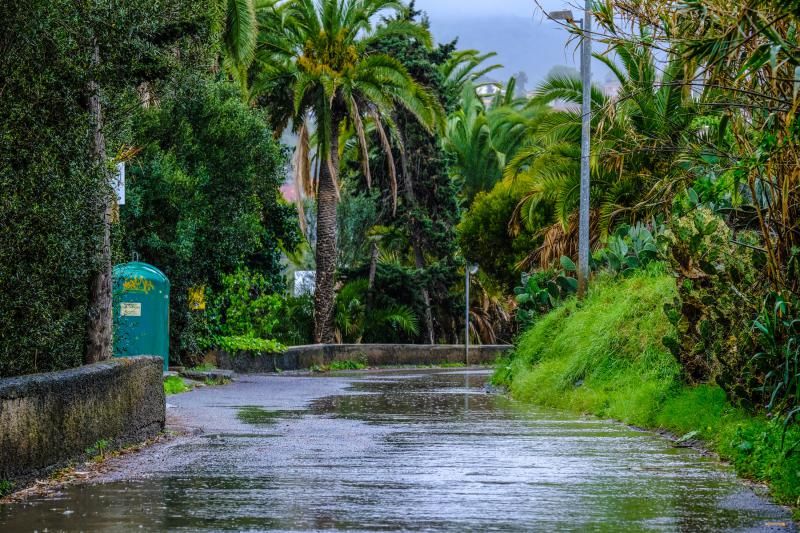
[0,356,165,485]
[214,344,513,374]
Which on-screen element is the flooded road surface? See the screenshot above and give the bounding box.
[0,369,794,531]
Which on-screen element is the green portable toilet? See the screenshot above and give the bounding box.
[112,262,170,372]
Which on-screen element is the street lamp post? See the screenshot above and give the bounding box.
[465,264,478,366]
[549,1,592,298]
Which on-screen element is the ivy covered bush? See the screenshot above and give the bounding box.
[661,207,765,402]
[0,1,99,376]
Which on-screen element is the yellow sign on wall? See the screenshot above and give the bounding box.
[188,285,206,311]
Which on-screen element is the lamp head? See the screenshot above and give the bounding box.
[468,264,479,275]
[548,9,576,23]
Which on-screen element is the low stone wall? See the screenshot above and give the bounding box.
[0,356,165,485]
[214,344,513,374]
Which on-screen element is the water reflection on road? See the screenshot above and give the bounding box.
[0,369,793,531]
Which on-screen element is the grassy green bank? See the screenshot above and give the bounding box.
[495,265,800,507]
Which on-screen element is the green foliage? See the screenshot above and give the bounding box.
[595,223,662,275]
[164,375,191,395]
[458,181,541,291]
[508,38,697,263]
[205,335,285,354]
[0,0,220,377]
[751,293,800,416]
[337,191,380,270]
[272,295,315,346]
[0,480,14,497]
[335,8,464,344]
[221,0,258,92]
[445,75,546,203]
[85,438,111,460]
[121,78,298,363]
[513,265,578,329]
[497,267,679,424]
[334,279,420,343]
[1,0,222,377]
[661,207,765,391]
[208,268,282,340]
[329,358,368,371]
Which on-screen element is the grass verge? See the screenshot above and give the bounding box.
[495,264,800,508]
[163,375,191,395]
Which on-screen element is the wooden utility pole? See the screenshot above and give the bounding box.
[85,41,113,364]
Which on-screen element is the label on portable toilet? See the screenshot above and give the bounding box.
[120,302,142,317]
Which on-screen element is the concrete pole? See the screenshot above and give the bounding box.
[577,0,592,298]
[465,267,470,366]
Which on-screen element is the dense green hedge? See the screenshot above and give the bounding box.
[0,1,101,377]
[0,0,219,377]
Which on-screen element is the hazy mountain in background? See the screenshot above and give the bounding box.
[426,15,576,85]
[415,0,610,88]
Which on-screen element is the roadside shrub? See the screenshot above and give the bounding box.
[121,78,299,364]
[0,0,220,377]
[200,267,288,357]
[334,278,420,343]
[272,295,314,346]
[163,375,190,395]
[0,1,102,377]
[661,207,765,400]
[458,183,542,292]
[207,268,282,340]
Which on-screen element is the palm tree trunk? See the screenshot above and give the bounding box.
[86,42,113,364]
[401,150,435,344]
[368,241,379,290]
[413,246,435,344]
[313,124,340,343]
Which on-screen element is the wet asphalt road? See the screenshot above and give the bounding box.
[0,368,795,531]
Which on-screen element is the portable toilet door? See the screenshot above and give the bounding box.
[112,262,170,372]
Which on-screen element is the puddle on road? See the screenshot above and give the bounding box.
[235,406,302,425]
[0,369,793,531]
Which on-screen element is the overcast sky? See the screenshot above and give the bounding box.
[413,0,610,90]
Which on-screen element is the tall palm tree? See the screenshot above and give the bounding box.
[222,0,259,95]
[444,83,501,202]
[505,38,696,266]
[444,77,545,203]
[439,49,502,94]
[253,0,441,342]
